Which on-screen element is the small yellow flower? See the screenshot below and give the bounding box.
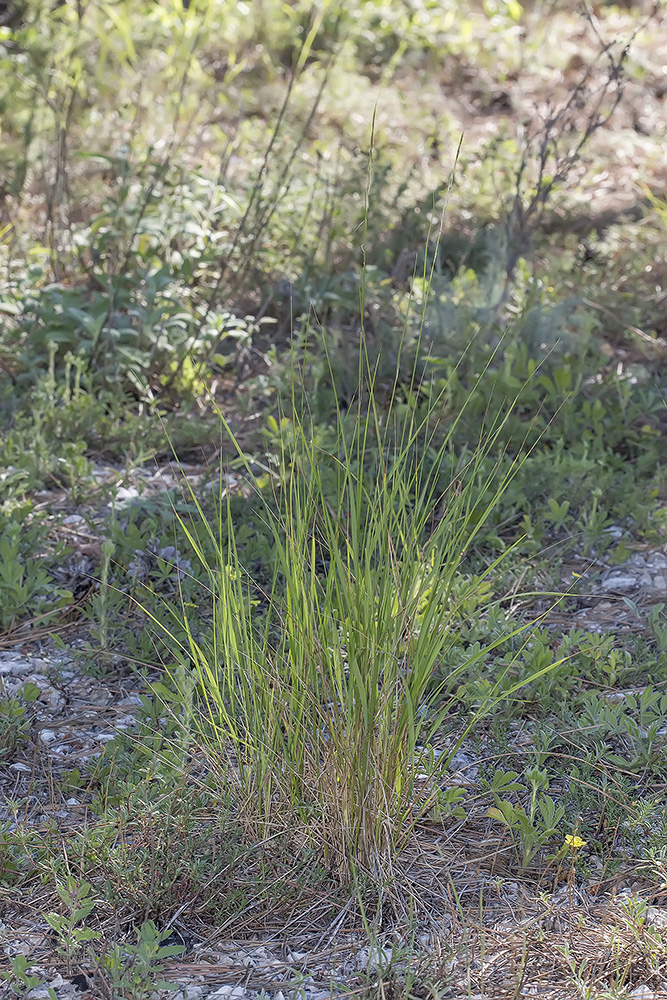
[564,834,586,850]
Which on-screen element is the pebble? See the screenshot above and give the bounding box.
[355,944,393,971]
[26,980,68,1000]
[114,485,140,507]
[647,906,667,931]
[601,573,638,592]
[604,525,624,540]
[449,749,480,780]
[118,693,144,706]
[0,657,32,675]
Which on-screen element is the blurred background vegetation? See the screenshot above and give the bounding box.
[0,0,665,630]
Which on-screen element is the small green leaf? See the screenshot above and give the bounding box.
[20,682,41,702]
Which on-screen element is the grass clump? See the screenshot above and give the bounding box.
[150,343,559,886]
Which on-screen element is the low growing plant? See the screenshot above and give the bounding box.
[486,765,566,868]
[0,516,73,633]
[93,919,184,1000]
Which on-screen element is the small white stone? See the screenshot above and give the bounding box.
[9,762,31,772]
[601,574,638,591]
[356,944,393,971]
[39,730,57,744]
[114,486,140,508]
[0,659,31,675]
[173,988,205,1000]
[417,932,432,951]
[603,525,624,540]
[118,693,143,706]
[30,660,51,671]
[647,906,667,931]
[629,986,658,999]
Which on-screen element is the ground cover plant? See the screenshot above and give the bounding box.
[1,0,667,998]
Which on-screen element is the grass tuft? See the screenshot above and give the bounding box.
[146,329,567,886]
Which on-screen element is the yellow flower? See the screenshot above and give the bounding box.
[564,834,586,850]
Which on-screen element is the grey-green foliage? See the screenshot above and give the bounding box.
[41,878,184,997]
[0,682,40,757]
[95,920,184,999]
[0,518,72,631]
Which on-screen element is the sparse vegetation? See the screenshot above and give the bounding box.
[1,1,667,998]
